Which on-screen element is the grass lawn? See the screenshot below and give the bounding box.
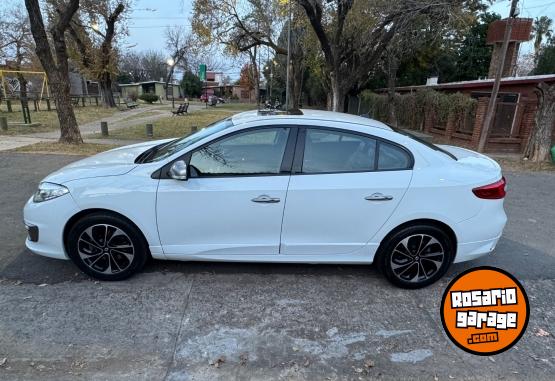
[14,141,117,156]
[102,103,256,140]
[0,105,120,136]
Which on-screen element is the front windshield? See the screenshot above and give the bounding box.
[146,118,234,162]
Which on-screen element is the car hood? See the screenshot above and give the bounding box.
[42,139,173,184]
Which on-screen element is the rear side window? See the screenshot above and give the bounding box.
[300,128,412,174]
[302,129,376,173]
[378,142,411,170]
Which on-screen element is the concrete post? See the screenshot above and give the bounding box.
[0,116,7,131]
[101,121,109,136]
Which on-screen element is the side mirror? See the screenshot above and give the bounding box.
[169,160,188,180]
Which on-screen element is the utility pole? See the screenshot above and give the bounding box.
[478,0,519,152]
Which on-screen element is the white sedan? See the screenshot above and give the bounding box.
[23,110,507,288]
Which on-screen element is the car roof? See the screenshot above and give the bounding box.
[231,109,392,131]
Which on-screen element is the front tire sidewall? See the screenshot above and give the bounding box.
[379,226,454,289]
[67,214,148,281]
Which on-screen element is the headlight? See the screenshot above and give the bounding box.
[33,182,69,203]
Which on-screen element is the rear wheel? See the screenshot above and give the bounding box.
[66,213,148,281]
[377,225,454,289]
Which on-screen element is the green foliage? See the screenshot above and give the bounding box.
[533,37,555,75]
[180,70,203,97]
[367,11,501,89]
[360,89,477,131]
[138,93,160,104]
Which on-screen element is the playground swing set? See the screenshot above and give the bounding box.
[0,69,49,124]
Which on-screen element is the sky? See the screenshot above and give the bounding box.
[2,0,555,79]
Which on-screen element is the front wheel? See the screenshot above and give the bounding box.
[66,213,149,281]
[377,225,454,289]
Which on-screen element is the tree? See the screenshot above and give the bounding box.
[68,0,128,107]
[0,6,35,107]
[296,0,483,111]
[533,37,555,75]
[180,70,203,97]
[165,26,195,96]
[523,83,555,162]
[239,63,257,101]
[24,0,83,143]
[532,16,553,65]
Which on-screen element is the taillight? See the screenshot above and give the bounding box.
[472,177,506,199]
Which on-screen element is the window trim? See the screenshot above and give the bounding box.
[156,126,298,179]
[292,126,414,175]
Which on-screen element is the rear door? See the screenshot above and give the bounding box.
[280,127,413,255]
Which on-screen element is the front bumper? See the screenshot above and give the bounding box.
[23,193,80,260]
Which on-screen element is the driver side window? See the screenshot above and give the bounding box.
[189,128,290,176]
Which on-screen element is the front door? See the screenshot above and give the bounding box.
[156,127,294,257]
[280,127,413,255]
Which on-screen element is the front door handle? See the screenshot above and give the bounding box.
[365,193,393,201]
[252,195,280,203]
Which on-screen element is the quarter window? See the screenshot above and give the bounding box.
[377,142,411,170]
[189,128,290,176]
[302,129,377,173]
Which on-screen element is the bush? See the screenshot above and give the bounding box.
[359,89,476,131]
[139,93,159,104]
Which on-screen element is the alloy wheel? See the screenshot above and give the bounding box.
[390,234,445,283]
[77,224,135,274]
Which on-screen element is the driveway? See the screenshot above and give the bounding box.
[0,152,553,380]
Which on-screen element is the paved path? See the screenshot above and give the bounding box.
[0,104,203,151]
[0,152,554,380]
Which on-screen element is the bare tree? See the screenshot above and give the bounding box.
[0,7,35,107]
[68,0,128,107]
[523,82,555,162]
[164,26,194,96]
[24,0,83,143]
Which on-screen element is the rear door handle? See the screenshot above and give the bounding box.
[252,195,280,203]
[365,193,393,201]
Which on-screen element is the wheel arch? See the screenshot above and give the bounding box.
[375,218,458,262]
[63,208,152,257]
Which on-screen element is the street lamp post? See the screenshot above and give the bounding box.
[167,58,175,109]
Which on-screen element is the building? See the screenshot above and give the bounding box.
[383,17,555,154]
[393,75,555,153]
[202,84,258,102]
[118,81,182,101]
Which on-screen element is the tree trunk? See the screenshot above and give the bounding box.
[100,73,116,108]
[330,73,345,112]
[523,82,555,162]
[387,53,398,126]
[24,0,82,144]
[49,74,82,143]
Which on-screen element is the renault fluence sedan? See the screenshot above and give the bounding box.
[23,110,507,288]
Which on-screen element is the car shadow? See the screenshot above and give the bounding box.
[2,237,551,285]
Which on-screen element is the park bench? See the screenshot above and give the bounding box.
[124,99,138,109]
[171,103,189,116]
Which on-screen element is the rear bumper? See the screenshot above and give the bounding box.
[453,199,507,263]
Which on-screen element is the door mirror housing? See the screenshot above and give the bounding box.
[169,160,188,180]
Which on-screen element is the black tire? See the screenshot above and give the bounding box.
[376,225,454,289]
[66,212,149,281]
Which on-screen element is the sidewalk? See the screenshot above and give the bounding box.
[0,103,203,151]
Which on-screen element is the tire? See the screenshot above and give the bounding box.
[376,225,454,289]
[66,212,149,281]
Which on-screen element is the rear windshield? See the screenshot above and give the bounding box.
[390,126,457,160]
